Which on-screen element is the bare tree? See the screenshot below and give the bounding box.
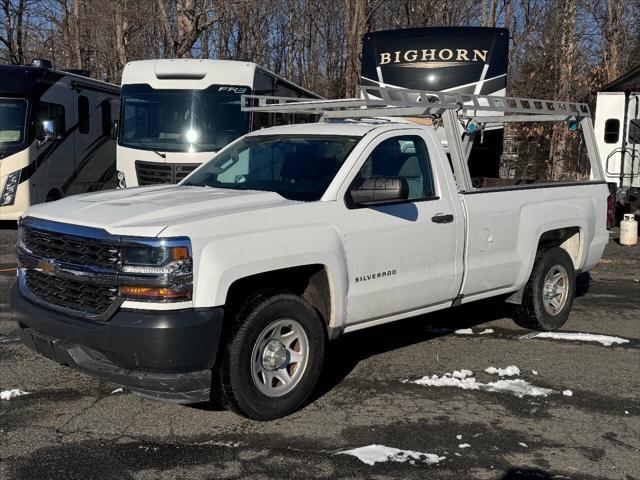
[1,0,26,64]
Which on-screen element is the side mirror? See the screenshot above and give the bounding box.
[111,119,119,141]
[349,176,409,206]
[37,120,59,145]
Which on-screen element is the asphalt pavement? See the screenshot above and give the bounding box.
[0,223,638,479]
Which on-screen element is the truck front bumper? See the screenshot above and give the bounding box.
[10,282,224,404]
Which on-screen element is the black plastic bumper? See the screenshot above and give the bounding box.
[11,282,224,403]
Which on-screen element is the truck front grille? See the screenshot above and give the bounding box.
[135,161,199,185]
[25,269,118,317]
[22,227,119,268]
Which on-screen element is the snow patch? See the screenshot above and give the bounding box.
[454,328,474,335]
[484,366,521,377]
[519,442,528,448]
[452,369,473,379]
[454,328,494,335]
[456,435,462,440]
[110,388,124,394]
[406,371,554,398]
[562,390,573,397]
[525,332,629,346]
[1,389,30,400]
[337,445,445,466]
[458,443,471,449]
[531,370,538,375]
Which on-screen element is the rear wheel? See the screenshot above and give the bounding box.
[214,293,326,420]
[513,247,576,331]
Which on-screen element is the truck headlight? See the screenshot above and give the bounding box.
[1,171,20,206]
[119,243,192,301]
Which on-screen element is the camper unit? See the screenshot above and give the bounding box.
[593,66,640,194]
[0,60,120,220]
[360,27,509,179]
[116,59,321,187]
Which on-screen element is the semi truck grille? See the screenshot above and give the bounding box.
[22,228,119,267]
[25,269,118,316]
[135,161,199,185]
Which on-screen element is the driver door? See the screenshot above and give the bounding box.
[339,130,464,326]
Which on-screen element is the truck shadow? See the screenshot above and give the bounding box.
[312,297,515,405]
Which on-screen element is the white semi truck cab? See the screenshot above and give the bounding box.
[11,88,608,419]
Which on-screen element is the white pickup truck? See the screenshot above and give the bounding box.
[11,89,608,420]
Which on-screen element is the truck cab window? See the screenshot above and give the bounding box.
[604,119,620,144]
[185,135,360,201]
[78,95,90,134]
[356,136,435,200]
[35,102,65,139]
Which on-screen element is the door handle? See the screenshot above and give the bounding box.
[431,213,454,224]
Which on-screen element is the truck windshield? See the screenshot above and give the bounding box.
[183,135,361,201]
[0,98,28,145]
[120,84,250,153]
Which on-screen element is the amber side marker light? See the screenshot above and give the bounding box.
[172,246,190,260]
[120,286,191,300]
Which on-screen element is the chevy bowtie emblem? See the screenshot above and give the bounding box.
[37,259,57,275]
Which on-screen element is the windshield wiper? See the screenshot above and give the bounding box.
[152,150,166,159]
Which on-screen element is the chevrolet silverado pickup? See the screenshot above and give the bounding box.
[10,90,609,419]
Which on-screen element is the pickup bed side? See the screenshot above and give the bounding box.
[460,182,609,303]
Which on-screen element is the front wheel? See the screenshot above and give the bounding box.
[215,293,326,420]
[513,247,576,331]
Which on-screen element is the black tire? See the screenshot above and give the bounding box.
[214,293,326,420]
[513,247,576,331]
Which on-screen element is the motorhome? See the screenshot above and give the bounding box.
[593,64,639,215]
[116,59,321,187]
[0,60,120,220]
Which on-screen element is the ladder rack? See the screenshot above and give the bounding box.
[240,86,602,192]
[241,85,591,122]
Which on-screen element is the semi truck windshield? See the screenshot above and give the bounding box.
[0,98,28,145]
[120,84,250,153]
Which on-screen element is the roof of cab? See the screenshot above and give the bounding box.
[245,121,420,137]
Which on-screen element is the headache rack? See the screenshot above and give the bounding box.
[241,86,604,191]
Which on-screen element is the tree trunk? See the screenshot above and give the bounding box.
[550,0,577,181]
[344,0,368,98]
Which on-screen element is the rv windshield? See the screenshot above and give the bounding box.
[183,135,360,201]
[0,98,28,145]
[120,84,250,153]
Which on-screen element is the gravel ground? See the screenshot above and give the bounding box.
[0,223,638,480]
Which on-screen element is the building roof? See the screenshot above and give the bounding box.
[600,64,640,92]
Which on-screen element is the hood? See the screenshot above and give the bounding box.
[25,185,297,237]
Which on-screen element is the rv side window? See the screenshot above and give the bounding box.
[78,96,90,134]
[101,100,111,136]
[604,119,620,144]
[629,118,639,144]
[35,102,65,138]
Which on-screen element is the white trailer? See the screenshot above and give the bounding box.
[0,60,120,220]
[593,65,640,199]
[116,59,321,187]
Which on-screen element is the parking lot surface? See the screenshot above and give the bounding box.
[0,223,638,480]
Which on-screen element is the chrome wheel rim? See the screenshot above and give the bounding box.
[542,264,569,316]
[250,318,309,397]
